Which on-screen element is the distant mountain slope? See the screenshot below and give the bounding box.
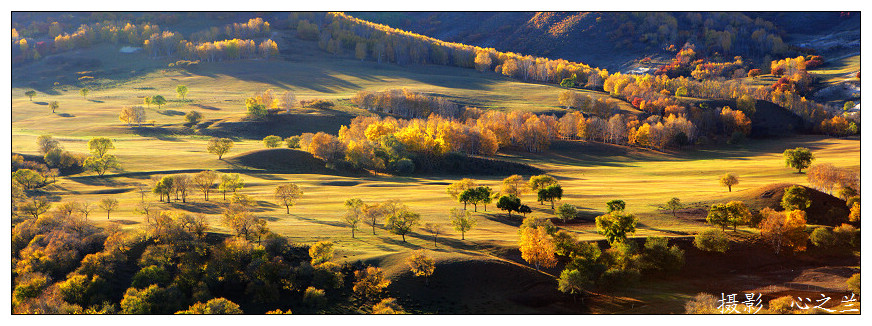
[352,12,860,71]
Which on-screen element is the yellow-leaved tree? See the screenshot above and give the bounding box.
[519,226,557,270]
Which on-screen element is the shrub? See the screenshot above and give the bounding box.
[685,293,718,314]
[598,268,640,291]
[300,99,335,110]
[833,224,859,249]
[285,136,301,149]
[768,296,794,313]
[809,227,835,249]
[846,273,860,295]
[694,229,730,253]
[302,287,327,307]
[263,135,283,148]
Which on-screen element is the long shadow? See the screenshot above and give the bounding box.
[484,213,523,227]
[191,103,221,111]
[88,99,105,103]
[34,101,48,105]
[169,202,225,214]
[158,109,186,116]
[57,113,75,117]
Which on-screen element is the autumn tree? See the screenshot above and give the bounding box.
[519,226,558,270]
[446,178,476,205]
[363,203,385,235]
[176,85,188,100]
[119,106,146,127]
[694,229,730,253]
[99,198,118,219]
[759,208,808,254]
[353,267,391,302]
[406,250,435,285]
[664,197,684,217]
[344,198,365,238]
[49,101,59,113]
[706,201,751,231]
[88,137,115,158]
[83,155,120,177]
[172,174,191,202]
[206,138,233,160]
[221,204,267,241]
[595,211,638,245]
[309,241,334,265]
[192,170,219,201]
[538,184,563,209]
[449,207,476,240]
[176,298,242,314]
[783,147,814,173]
[781,185,811,211]
[556,203,577,223]
[719,173,738,192]
[274,184,303,214]
[501,175,527,197]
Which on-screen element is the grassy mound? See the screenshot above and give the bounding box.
[225,148,338,174]
[720,182,849,226]
[203,112,355,140]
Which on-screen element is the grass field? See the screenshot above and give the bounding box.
[11,33,861,314]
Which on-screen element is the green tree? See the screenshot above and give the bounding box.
[637,237,685,275]
[88,137,115,158]
[809,227,836,249]
[783,147,814,173]
[719,173,738,192]
[263,135,283,148]
[13,169,47,190]
[25,90,36,101]
[664,197,684,217]
[245,97,267,120]
[606,199,626,213]
[595,211,637,245]
[46,100,59,113]
[781,185,811,211]
[529,175,558,204]
[537,184,563,209]
[707,201,751,231]
[151,95,167,109]
[218,173,244,200]
[694,229,730,253]
[80,88,89,99]
[83,155,120,176]
[206,137,234,160]
[846,273,860,295]
[449,207,476,240]
[386,207,420,242]
[843,101,855,111]
[143,96,152,108]
[274,183,303,214]
[556,203,577,223]
[496,195,521,217]
[474,186,493,211]
[99,198,118,219]
[184,110,202,126]
[176,85,188,100]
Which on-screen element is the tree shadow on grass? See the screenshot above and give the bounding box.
[34,101,48,105]
[88,99,104,103]
[169,201,225,214]
[57,113,75,117]
[67,175,139,187]
[484,213,523,228]
[380,236,422,250]
[158,109,186,116]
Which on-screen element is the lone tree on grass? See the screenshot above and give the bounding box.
[344,198,365,238]
[663,197,684,217]
[496,195,522,217]
[49,101,59,113]
[274,183,303,214]
[84,137,120,176]
[263,135,283,148]
[151,95,167,109]
[385,203,420,242]
[185,111,202,126]
[25,90,36,101]
[80,88,89,99]
[449,207,476,240]
[406,250,435,285]
[176,85,189,100]
[100,198,118,219]
[606,199,626,213]
[207,138,234,160]
[88,137,115,157]
[556,203,577,223]
[719,173,738,192]
[783,147,814,173]
[422,222,444,247]
[538,184,563,209]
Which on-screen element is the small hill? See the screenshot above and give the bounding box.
[203,112,355,140]
[226,148,339,174]
[720,183,849,226]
